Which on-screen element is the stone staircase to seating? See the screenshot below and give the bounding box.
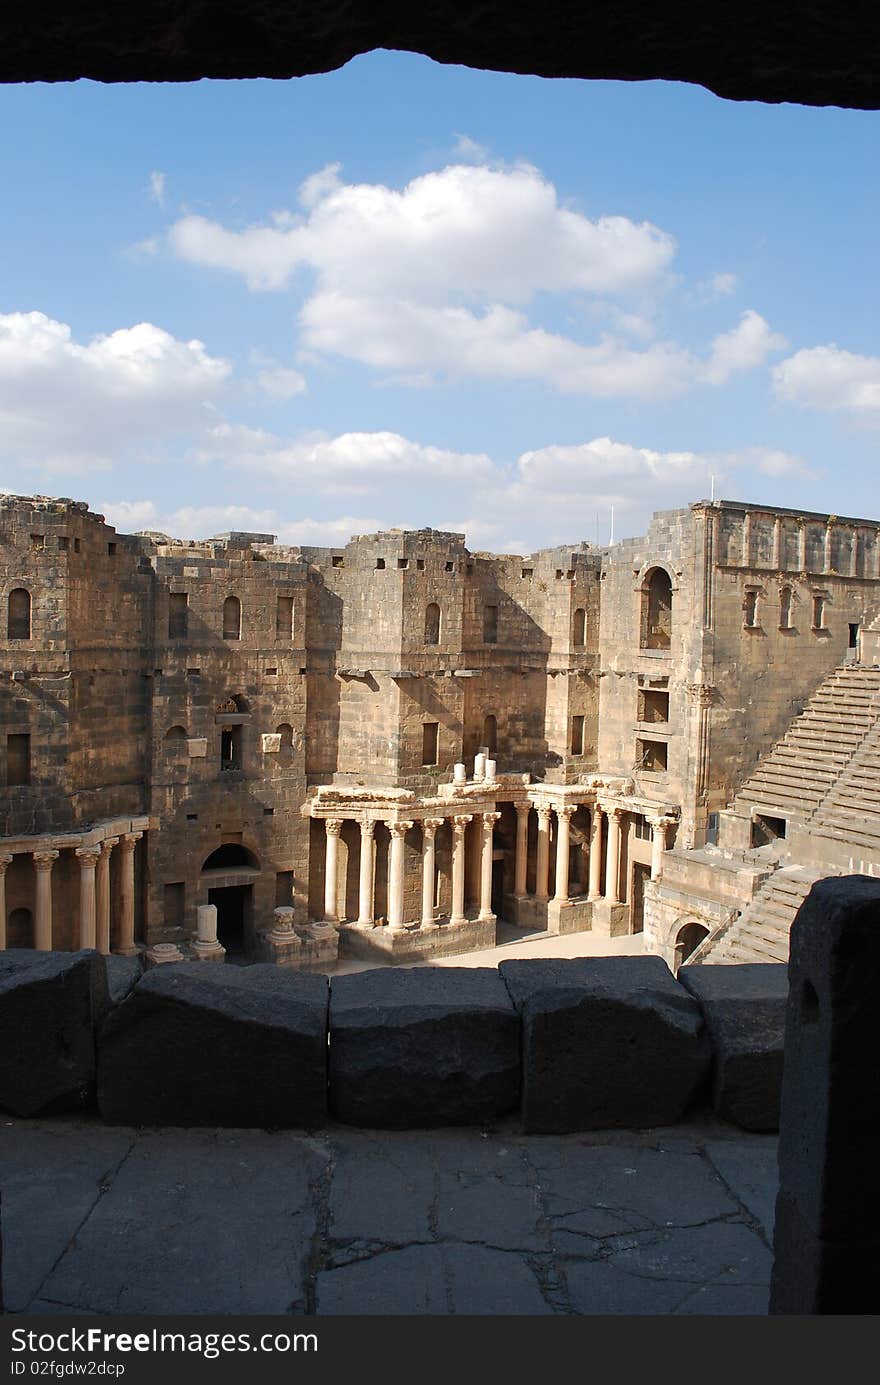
[732,666,880,825]
[688,864,830,965]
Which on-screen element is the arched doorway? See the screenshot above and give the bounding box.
[201,844,259,958]
[674,920,709,970]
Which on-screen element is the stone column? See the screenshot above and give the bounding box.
[96,837,117,956]
[387,821,413,931]
[741,511,753,567]
[772,514,782,569]
[75,845,101,950]
[823,521,834,573]
[479,812,501,920]
[193,903,225,960]
[797,518,807,572]
[553,806,574,903]
[33,850,59,951]
[420,818,444,929]
[450,814,473,925]
[588,807,603,900]
[514,805,530,896]
[116,832,141,956]
[535,806,551,901]
[323,818,343,924]
[648,815,674,881]
[604,807,623,905]
[0,853,12,950]
[357,820,376,928]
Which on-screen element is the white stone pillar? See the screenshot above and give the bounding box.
[357,820,376,928]
[33,850,59,951]
[604,807,623,905]
[649,815,674,881]
[474,752,486,782]
[75,845,100,950]
[485,759,497,783]
[420,818,444,929]
[453,762,467,785]
[535,806,551,901]
[450,814,473,925]
[116,832,141,956]
[553,807,573,903]
[96,837,117,955]
[514,806,530,896]
[0,853,12,950]
[479,812,501,921]
[323,818,343,923]
[588,807,603,900]
[387,821,413,931]
[193,902,225,960]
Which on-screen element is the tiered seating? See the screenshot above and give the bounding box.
[732,667,880,823]
[808,722,880,856]
[690,865,829,965]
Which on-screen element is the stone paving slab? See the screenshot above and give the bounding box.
[0,1114,777,1316]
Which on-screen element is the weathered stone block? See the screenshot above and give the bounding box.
[98,963,328,1128]
[103,954,143,1007]
[499,956,710,1132]
[679,963,787,1131]
[329,966,519,1128]
[0,949,109,1116]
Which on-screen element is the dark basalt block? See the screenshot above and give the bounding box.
[0,949,109,1116]
[329,966,520,1128]
[103,953,144,1008]
[500,956,710,1133]
[679,962,787,1132]
[97,963,328,1128]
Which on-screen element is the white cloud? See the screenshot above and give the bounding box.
[452,134,490,164]
[255,365,308,398]
[99,497,384,548]
[703,310,788,385]
[772,344,880,416]
[695,271,737,303]
[148,171,166,208]
[297,162,343,210]
[0,310,230,474]
[192,424,496,494]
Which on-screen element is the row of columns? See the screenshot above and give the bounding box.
[322,811,501,933]
[320,804,675,930]
[0,832,142,954]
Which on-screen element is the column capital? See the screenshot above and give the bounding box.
[536,804,552,824]
[120,832,142,852]
[452,813,473,831]
[75,845,102,867]
[515,802,531,819]
[686,682,715,707]
[555,804,575,822]
[422,817,445,836]
[0,852,13,873]
[359,819,376,839]
[647,813,677,831]
[325,818,344,837]
[481,811,501,828]
[33,850,59,871]
[100,836,119,856]
[388,819,414,839]
[599,802,622,822]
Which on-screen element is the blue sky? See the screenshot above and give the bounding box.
[0,52,877,551]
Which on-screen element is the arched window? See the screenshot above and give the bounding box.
[640,568,673,649]
[424,603,441,645]
[482,714,497,755]
[7,906,32,948]
[780,586,793,629]
[7,588,31,640]
[572,607,586,647]
[201,843,259,871]
[164,725,187,747]
[222,595,241,640]
[276,723,294,749]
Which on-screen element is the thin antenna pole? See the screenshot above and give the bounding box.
[610,506,614,546]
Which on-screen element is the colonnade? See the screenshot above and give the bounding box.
[317,803,675,930]
[320,811,501,932]
[0,831,142,953]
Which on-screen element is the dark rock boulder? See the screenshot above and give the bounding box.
[0,949,109,1116]
[97,963,328,1128]
[679,962,787,1131]
[329,966,519,1128]
[500,956,710,1132]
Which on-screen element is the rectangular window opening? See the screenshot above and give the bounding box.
[168,592,189,640]
[421,721,439,766]
[637,738,668,772]
[483,604,499,644]
[570,714,585,755]
[275,870,294,907]
[276,595,294,640]
[163,882,185,927]
[7,733,31,786]
[638,689,670,724]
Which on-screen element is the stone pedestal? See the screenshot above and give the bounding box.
[589,899,630,939]
[144,942,186,969]
[191,903,226,962]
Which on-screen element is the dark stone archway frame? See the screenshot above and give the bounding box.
[1,2,879,109]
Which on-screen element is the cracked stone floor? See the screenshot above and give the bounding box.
[0,1114,777,1316]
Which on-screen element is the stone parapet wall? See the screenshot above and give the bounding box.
[0,948,786,1135]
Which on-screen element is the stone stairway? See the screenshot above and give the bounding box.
[732,666,880,824]
[688,864,829,965]
[806,720,880,857]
